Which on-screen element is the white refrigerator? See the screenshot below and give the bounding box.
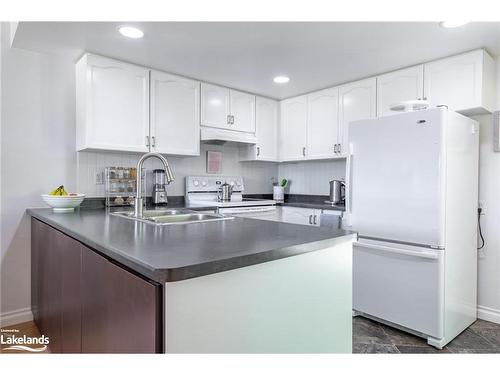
[346,107,479,349]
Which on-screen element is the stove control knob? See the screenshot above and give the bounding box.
[193,180,199,186]
[202,181,207,186]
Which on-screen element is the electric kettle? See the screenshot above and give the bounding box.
[218,181,234,201]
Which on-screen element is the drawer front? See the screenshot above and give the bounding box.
[353,240,444,338]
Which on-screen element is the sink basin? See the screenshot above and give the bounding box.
[110,209,234,226]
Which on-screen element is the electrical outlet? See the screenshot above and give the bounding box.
[478,200,485,211]
[95,171,104,185]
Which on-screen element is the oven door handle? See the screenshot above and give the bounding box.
[354,242,439,260]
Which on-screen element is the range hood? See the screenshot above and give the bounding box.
[200,127,257,145]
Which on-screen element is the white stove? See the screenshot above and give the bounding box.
[185,176,276,214]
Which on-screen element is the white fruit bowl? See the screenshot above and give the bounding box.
[41,194,85,212]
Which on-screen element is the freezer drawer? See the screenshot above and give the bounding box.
[353,239,444,338]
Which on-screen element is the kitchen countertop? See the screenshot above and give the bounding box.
[27,207,355,283]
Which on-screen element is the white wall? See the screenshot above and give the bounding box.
[0,24,77,324]
[77,144,278,198]
[473,114,500,323]
[278,159,345,195]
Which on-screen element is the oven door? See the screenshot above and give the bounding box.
[353,238,444,338]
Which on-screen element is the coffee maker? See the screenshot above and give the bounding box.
[152,169,168,205]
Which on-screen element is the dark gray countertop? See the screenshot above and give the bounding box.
[27,207,355,283]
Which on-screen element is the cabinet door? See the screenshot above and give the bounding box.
[82,247,161,353]
[307,87,340,158]
[57,230,83,353]
[79,54,150,152]
[279,96,308,161]
[81,248,108,353]
[32,220,63,353]
[230,90,256,133]
[338,77,376,155]
[106,261,161,353]
[201,83,230,129]
[281,206,316,225]
[150,71,200,155]
[377,65,424,117]
[255,97,278,160]
[424,50,491,114]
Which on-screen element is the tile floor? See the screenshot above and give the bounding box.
[353,316,500,353]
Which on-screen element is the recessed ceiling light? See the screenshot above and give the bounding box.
[439,21,470,28]
[273,76,290,84]
[118,26,144,39]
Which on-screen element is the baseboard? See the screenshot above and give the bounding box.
[0,307,33,327]
[477,305,500,324]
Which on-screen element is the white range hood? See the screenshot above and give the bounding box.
[200,127,257,145]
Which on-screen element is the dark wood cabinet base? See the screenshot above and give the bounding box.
[31,218,162,353]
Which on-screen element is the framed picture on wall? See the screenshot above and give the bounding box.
[206,151,222,174]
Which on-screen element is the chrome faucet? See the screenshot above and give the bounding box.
[134,152,174,218]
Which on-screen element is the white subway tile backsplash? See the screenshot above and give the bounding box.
[77,146,346,198]
[278,159,346,195]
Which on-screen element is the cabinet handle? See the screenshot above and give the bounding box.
[338,144,342,154]
[145,136,150,148]
[309,214,313,225]
[227,115,232,125]
[334,144,338,153]
[313,215,317,225]
[231,115,235,124]
[257,146,260,156]
[151,136,156,148]
[303,147,306,156]
[423,97,428,101]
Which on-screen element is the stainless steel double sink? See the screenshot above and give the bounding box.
[110,209,234,226]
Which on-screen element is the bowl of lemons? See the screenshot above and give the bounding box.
[41,185,85,212]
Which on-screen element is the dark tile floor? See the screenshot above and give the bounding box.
[353,316,500,353]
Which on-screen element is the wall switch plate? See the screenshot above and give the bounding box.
[95,171,104,185]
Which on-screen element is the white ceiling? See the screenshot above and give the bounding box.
[11,22,500,99]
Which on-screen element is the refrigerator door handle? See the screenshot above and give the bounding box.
[344,143,353,226]
[354,241,439,260]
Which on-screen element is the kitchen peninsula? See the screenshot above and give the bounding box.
[28,207,355,354]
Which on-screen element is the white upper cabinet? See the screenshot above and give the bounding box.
[279,95,308,161]
[201,84,256,133]
[230,90,256,133]
[424,50,495,115]
[239,96,278,161]
[306,87,340,159]
[338,77,377,155]
[201,83,231,129]
[150,71,200,156]
[76,54,150,152]
[377,65,424,117]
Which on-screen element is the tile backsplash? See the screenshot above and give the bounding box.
[77,144,279,197]
[278,159,346,195]
[77,145,346,198]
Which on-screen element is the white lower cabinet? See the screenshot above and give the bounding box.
[76,54,150,152]
[281,206,321,226]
